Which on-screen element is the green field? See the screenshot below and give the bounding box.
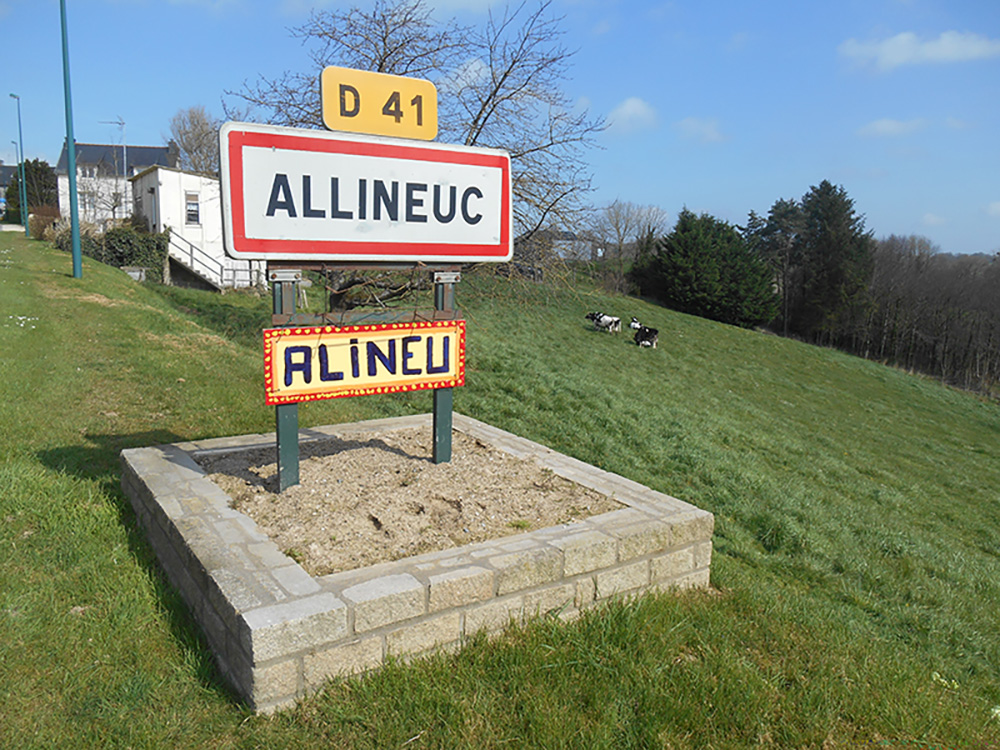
[2,234,999,748]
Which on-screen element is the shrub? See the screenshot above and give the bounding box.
[52,220,101,260]
[51,222,168,283]
[28,205,61,240]
[102,226,168,282]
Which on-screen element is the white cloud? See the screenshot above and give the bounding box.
[839,31,1000,72]
[857,118,925,137]
[674,117,726,144]
[988,202,1000,217]
[607,97,658,134]
[437,58,489,95]
[945,117,971,130]
[592,19,613,36]
[922,213,946,227]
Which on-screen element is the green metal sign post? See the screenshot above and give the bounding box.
[266,264,462,491]
[271,269,301,491]
[432,271,458,464]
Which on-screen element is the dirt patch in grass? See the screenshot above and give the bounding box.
[197,426,622,576]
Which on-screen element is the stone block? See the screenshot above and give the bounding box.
[575,577,596,609]
[650,567,711,594]
[304,637,383,688]
[649,546,695,582]
[693,540,713,570]
[595,560,648,600]
[272,564,321,597]
[427,566,494,612]
[241,594,349,663]
[523,582,575,616]
[386,612,462,655]
[550,531,616,576]
[615,519,673,561]
[342,574,425,632]
[251,658,301,707]
[464,595,525,636]
[669,510,715,547]
[490,547,562,595]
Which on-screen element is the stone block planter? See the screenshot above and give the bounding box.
[121,413,713,713]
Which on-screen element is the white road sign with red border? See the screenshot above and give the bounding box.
[219,122,512,263]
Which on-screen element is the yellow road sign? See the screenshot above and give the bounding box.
[321,66,438,140]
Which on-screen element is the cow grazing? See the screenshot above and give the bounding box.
[634,325,659,348]
[629,316,642,330]
[585,311,621,333]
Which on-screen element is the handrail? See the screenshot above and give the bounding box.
[166,229,224,287]
[164,227,264,289]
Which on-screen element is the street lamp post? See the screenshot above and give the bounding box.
[9,93,29,238]
[59,0,82,278]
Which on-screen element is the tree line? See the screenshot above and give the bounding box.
[612,181,999,397]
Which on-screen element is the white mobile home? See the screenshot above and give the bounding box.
[131,166,263,290]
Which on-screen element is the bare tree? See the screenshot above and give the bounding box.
[589,200,669,292]
[169,106,222,175]
[224,0,602,236]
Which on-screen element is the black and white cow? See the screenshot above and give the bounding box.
[585,311,621,333]
[634,325,659,348]
[629,316,642,330]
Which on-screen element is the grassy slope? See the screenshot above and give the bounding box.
[1,236,999,748]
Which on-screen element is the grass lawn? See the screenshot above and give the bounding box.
[2,235,999,748]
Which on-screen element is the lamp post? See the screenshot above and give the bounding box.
[59,0,82,278]
[10,139,20,219]
[9,93,29,238]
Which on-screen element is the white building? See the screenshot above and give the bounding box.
[131,165,264,289]
[55,141,179,226]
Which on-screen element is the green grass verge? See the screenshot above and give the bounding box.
[1,235,998,748]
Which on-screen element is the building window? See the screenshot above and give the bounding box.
[185,192,200,225]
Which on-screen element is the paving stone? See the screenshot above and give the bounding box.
[272,565,321,597]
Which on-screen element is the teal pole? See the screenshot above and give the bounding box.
[9,139,24,231]
[59,0,82,278]
[432,277,454,464]
[272,277,299,490]
[9,95,28,238]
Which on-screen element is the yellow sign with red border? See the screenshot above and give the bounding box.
[264,320,465,405]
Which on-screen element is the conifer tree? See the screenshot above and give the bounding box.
[793,180,874,345]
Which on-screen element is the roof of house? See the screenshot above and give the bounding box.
[55,141,179,175]
[129,164,219,184]
[0,164,16,189]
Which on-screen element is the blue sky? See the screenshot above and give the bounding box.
[2,0,997,254]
